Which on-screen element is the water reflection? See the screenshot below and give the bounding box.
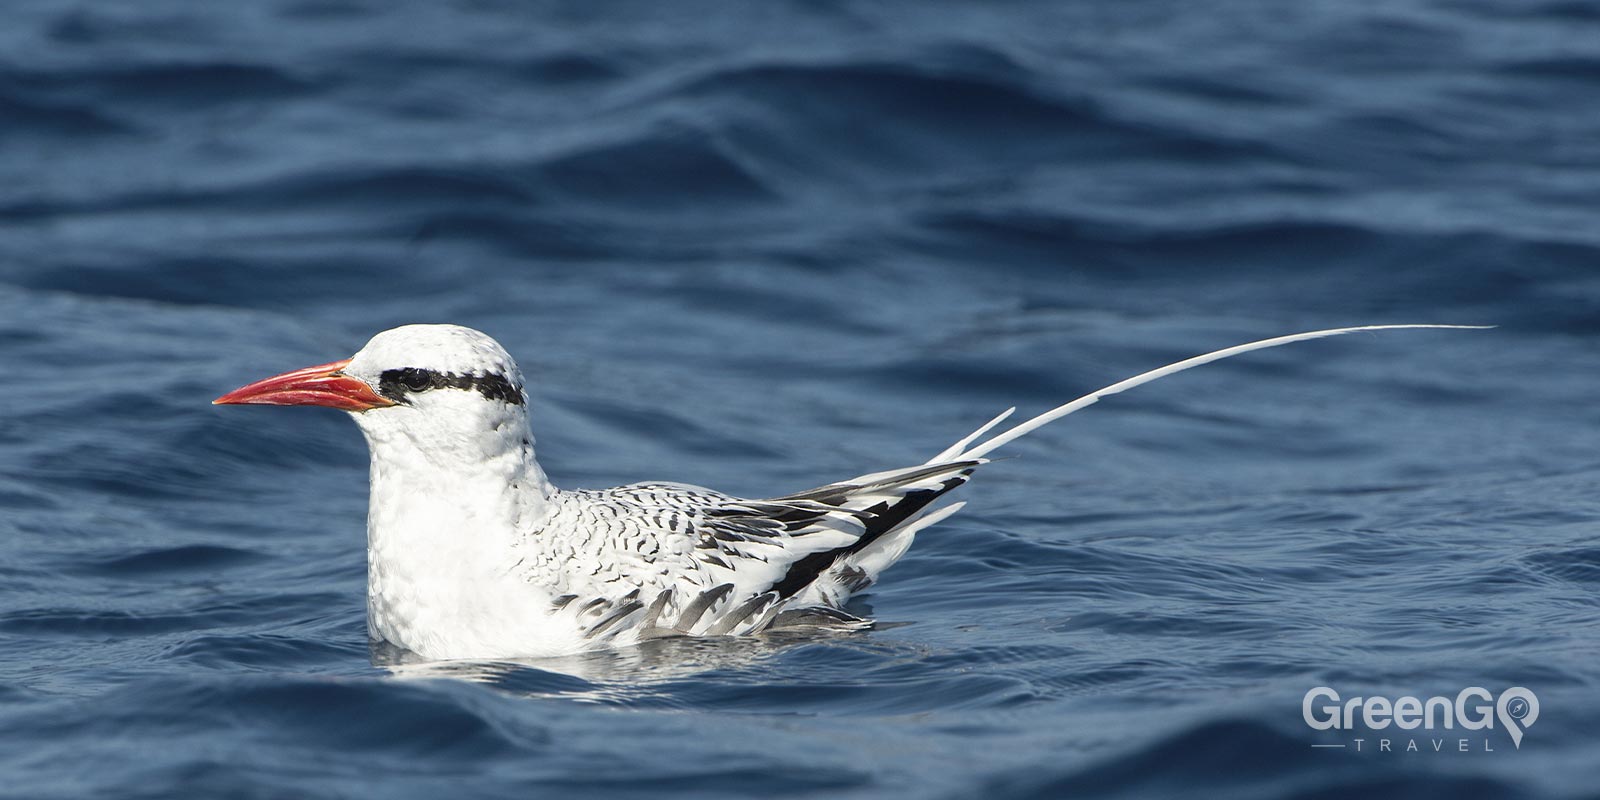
[372,627,876,703]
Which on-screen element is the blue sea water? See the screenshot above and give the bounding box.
[2,0,1599,797]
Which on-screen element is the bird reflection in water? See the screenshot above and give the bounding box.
[371,618,894,702]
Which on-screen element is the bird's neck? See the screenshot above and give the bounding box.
[353,405,556,652]
[362,423,554,537]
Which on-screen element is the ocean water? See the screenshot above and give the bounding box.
[2,0,1599,797]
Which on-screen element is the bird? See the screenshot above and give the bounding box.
[214,323,1479,660]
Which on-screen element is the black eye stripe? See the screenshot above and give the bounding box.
[377,368,525,405]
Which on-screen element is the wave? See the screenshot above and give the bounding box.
[983,718,1526,800]
[0,60,319,109]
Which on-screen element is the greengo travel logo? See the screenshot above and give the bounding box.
[1302,686,1538,752]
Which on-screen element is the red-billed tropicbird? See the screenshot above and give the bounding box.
[214,323,1479,660]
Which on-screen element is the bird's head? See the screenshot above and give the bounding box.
[215,324,530,452]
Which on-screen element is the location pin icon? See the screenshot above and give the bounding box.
[1496,687,1539,749]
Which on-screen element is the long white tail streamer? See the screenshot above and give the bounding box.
[929,324,1491,464]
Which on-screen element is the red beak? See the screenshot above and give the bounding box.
[213,358,396,412]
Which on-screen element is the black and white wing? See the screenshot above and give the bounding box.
[530,459,981,644]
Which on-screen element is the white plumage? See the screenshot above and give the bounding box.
[217,323,1483,660]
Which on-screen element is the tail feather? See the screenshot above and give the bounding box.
[761,323,1487,622]
[942,324,1490,462]
[929,407,1016,464]
[790,500,967,609]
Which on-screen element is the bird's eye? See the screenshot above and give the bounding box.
[375,367,522,405]
[377,368,445,402]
